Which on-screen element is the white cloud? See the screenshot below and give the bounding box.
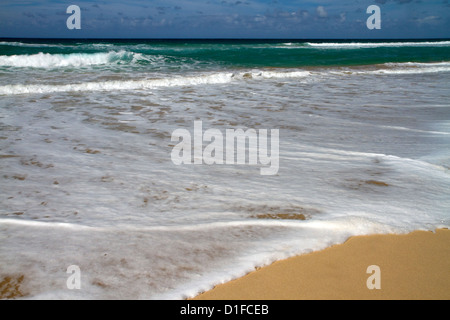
[415,15,440,25]
[316,6,327,18]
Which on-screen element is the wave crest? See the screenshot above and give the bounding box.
[307,41,450,49]
[0,70,312,95]
[0,51,137,68]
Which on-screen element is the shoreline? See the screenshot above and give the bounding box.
[193,228,450,300]
[1,229,448,300]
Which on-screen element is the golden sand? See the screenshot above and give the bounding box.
[194,229,450,300]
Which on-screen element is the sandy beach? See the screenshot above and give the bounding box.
[1,229,448,300]
[194,229,450,300]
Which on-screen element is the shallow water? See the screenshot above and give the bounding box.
[0,40,449,299]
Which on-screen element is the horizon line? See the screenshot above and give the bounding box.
[1,37,449,41]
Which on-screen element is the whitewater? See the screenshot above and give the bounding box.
[0,39,449,299]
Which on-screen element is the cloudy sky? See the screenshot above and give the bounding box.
[0,0,449,39]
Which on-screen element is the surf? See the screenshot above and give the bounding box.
[0,70,313,95]
[306,40,450,48]
[0,51,137,68]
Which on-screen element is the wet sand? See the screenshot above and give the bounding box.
[194,229,450,300]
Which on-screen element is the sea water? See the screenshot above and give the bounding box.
[0,39,449,299]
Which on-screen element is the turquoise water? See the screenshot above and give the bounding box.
[1,39,450,70]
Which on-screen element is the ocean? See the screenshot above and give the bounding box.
[0,39,449,299]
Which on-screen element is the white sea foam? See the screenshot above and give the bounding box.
[370,65,450,75]
[0,51,136,68]
[0,70,313,95]
[2,62,449,96]
[307,41,450,48]
[0,72,234,95]
[0,41,64,48]
[328,61,450,76]
[256,70,311,79]
[385,61,450,67]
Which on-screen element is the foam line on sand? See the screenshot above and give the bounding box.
[193,229,450,300]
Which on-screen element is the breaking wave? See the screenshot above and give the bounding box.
[0,70,312,95]
[306,41,450,48]
[0,51,140,68]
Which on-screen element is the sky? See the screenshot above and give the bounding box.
[0,0,449,39]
